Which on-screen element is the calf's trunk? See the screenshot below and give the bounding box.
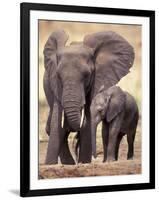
[91,121,98,158]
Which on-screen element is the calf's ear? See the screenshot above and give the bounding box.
[106,92,125,122]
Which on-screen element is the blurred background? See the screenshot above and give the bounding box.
[39,20,141,141]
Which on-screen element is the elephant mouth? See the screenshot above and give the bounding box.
[61,107,85,131]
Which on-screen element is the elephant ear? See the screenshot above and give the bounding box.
[43,30,68,70]
[106,86,126,122]
[84,31,135,98]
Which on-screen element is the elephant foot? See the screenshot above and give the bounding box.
[127,152,134,160]
[59,146,76,165]
[106,156,116,162]
[60,157,76,165]
[78,158,91,164]
[61,160,76,165]
[78,144,92,163]
[127,156,133,160]
[45,152,58,165]
[45,159,58,165]
[78,149,92,163]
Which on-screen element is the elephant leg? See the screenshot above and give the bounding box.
[43,70,54,107]
[78,116,92,163]
[127,130,136,160]
[59,131,75,165]
[115,133,123,161]
[45,108,52,135]
[107,129,119,162]
[107,114,123,162]
[127,114,138,160]
[45,102,61,164]
[102,121,109,162]
[43,70,54,136]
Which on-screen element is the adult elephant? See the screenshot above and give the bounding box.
[43,30,134,164]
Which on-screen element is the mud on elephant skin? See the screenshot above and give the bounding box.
[43,30,135,164]
[90,85,139,162]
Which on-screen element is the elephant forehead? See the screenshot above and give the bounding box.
[94,93,105,105]
[58,45,92,57]
[107,85,123,95]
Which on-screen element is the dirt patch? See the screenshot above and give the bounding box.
[39,160,141,179]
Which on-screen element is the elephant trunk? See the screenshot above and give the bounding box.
[91,121,98,158]
[63,85,85,131]
[64,103,81,130]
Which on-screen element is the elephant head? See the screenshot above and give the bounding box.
[90,86,126,158]
[44,30,134,132]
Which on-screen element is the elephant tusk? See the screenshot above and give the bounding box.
[61,110,64,128]
[80,108,85,128]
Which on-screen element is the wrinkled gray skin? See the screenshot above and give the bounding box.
[90,86,139,162]
[43,30,135,164]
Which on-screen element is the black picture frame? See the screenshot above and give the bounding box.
[20,2,155,197]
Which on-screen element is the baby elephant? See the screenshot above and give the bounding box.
[90,86,139,162]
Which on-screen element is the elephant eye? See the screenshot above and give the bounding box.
[56,70,62,81]
[57,74,63,88]
[82,65,91,76]
[83,71,91,81]
[85,57,90,64]
[83,71,88,78]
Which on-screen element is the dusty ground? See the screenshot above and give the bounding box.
[39,105,141,179]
